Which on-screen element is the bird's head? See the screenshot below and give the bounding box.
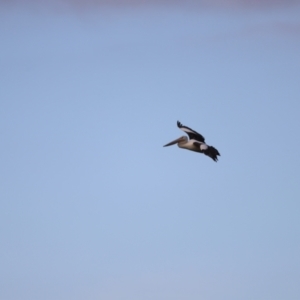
[163,136,187,147]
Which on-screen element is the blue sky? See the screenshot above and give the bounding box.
[1,1,300,299]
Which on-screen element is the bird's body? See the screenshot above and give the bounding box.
[164,121,220,162]
[175,136,209,152]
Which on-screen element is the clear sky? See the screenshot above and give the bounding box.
[1,1,300,299]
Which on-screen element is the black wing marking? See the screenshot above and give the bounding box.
[203,146,220,162]
[193,141,202,149]
[177,121,205,142]
[193,142,221,162]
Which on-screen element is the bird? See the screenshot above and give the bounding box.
[163,121,220,162]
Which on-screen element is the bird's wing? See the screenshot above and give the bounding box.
[203,146,220,162]
[193,141,208,150]
[193,142,220,162]
[177,121,205,142]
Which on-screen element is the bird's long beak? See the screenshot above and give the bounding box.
[163,137,182,147]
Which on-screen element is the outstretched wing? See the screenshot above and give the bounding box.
[203,146,220,162]
[193,142,221,162]
[177,121,205,142]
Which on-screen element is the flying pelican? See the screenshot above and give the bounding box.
[164,121,220,162]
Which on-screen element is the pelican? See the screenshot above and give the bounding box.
[164,121,220,162]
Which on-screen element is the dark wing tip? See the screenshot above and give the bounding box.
[204,146,220,162]
[177,121,182,128]
[211,155,218,162]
